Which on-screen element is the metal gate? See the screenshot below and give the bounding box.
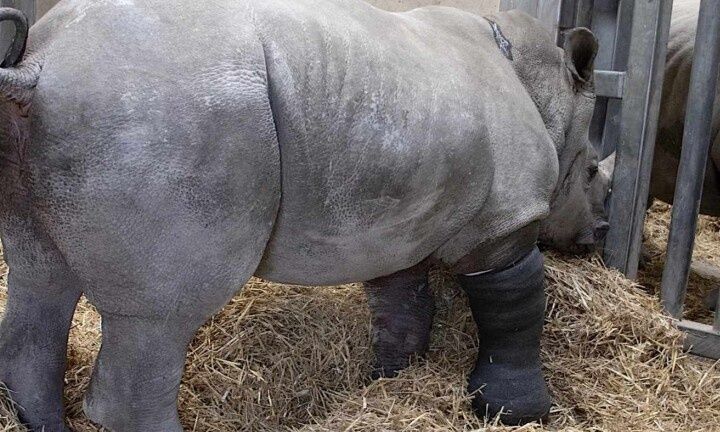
[503,0,720,359]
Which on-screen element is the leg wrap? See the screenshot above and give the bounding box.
[458,246,551,425]
[364,267,435,379]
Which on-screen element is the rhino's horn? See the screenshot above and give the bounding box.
[0,7,40,106]
[599,151,616,179]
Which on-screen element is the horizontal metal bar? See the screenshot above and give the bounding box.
[594,70,626,99]
[678,320,720,359]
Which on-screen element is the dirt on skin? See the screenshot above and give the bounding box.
[1,203,720,431]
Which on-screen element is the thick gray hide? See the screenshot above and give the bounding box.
[253,2,558,284]
[651,0,720,215]
[18,0,560,289]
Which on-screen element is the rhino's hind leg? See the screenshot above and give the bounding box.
[364,262,435,379]
[458,247,551,425]
[81,253,264,432]
[83,313,193,432]
[0,218,81,432]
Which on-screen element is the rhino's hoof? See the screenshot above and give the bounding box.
[468,364,552,425]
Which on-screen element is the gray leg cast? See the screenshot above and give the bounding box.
[457,246,551,425]
[364,264,435,379]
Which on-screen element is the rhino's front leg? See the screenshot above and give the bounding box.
[364,262,435,379]
[458,246,551,425]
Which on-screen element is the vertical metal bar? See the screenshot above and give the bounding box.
[556,0,577,45]
[603,0,674,278]
[537,0,563,43]
[588,0,621,151]
[501,0,563,43]
[715,291,720,330]
[597,0,634,158]
[575,0,595,28]
[500,0,540,15]
[660,0,720,319]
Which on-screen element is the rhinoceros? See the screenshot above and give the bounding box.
[648,0,720,307]
[651,0,720,214]
[0,0,611,430]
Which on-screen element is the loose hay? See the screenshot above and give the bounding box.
[642,202,720,325]
[1,205,720,431]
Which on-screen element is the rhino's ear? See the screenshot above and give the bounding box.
[563,27,599,87]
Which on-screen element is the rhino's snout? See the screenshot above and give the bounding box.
[593,220,609,242]
[575,219,609,247]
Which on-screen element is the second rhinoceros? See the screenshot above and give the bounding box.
[651,0,720,214]
[0,1,610,430]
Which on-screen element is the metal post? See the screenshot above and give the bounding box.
[501,0,564,42]
[603,0,673,278]
[593,0,634,157]
[660,0,720,319]
[575,0,594,28]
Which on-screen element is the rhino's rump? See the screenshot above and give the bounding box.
[254,0,556,284]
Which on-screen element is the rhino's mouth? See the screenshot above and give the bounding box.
[538,232,603,257]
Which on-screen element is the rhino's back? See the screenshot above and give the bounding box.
[253,0,556,284]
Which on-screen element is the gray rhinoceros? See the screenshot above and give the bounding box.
[648,0,720,307]
[651,0,720,214]
[0,0,610,430]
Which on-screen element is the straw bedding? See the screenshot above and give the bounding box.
[1,204,720,431]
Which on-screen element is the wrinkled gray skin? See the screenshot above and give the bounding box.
[0,1,609,430]
[651,0,720,215]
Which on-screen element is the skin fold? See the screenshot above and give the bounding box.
[0,0,609,430]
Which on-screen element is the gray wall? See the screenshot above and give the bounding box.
[35,0,499,20]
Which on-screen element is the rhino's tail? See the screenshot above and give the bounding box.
[0,7,40,105]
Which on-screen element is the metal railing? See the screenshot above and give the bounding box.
[506,0,720,359]
[660,0,720,358]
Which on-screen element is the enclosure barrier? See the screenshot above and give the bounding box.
[501,1,674,280]
[660,0,720,359]
[507,0,720,359]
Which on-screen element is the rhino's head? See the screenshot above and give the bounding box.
[490,11,614,254]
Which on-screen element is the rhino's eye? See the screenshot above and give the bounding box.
[588,165,599,181]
